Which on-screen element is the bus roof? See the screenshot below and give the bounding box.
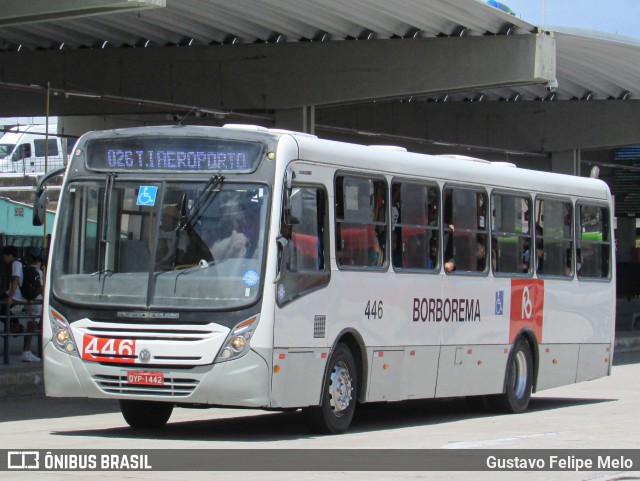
[74,124,610,201]
[290,131,610,201]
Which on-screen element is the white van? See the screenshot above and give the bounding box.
[0,125,69,174]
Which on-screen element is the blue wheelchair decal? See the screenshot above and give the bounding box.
[495,290,504,315]
[137,186,158,206]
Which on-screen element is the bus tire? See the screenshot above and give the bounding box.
[305,343,357,434]
[490,338,533,414]
[119,400,174,428]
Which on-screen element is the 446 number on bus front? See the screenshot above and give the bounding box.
[81,334,137,363]
[365,300,383,320]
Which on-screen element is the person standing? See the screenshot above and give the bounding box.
[25,246,44,324]
[2,246,41,362]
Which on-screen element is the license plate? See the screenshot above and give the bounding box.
[127,371,165,386]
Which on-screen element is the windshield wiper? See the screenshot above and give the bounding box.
[170,193,189,270]
[97,173,117,277]
[90,269,113,279]
[173,258,223,292]
[100,173,117,243]
[177,173,224,232]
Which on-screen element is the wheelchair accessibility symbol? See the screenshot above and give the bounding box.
[137,186,158,206]
[495,290,504,315]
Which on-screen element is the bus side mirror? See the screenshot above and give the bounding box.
[33,189,47,226]
[283,168,301,225]
[284,188,302,226]
[32,165,66,226]
[12,143,31,161]
[289,188,303,224]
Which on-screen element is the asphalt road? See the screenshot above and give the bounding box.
[1,350,639,481]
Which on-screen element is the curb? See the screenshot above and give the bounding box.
[0,368,44,397]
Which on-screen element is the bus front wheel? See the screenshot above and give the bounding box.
[490,337,533,414]
[119,400,174,428]
[305,343,357,434]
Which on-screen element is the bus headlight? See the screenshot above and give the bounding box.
[231,336,246,350]
[50,308,79,357]
[215,316,258,363]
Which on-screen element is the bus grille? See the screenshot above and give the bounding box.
[93,374,199,397]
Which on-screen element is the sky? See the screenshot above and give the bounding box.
[497,0,640,39]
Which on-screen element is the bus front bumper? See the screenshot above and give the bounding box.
[43,342,271,408]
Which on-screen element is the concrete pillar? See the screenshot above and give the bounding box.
[274,106,315,134]
[551,149,580,175]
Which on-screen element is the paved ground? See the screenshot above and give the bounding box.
[0,350,639,480]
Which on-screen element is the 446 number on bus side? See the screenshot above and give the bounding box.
[364,300,383,320]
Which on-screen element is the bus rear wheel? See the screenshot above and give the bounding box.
[490,338,533,414]
[305,343,357,434]
[119,400,174,428]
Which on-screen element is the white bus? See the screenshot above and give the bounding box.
[35,124,615,434]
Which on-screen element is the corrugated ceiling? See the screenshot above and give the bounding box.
[0,0,536,48]
[0,0,639,103]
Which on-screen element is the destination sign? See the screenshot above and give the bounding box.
[85,137,264,173]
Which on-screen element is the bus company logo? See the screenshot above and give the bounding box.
[413,297,481,323]
[509,279,544,343]
[8,451,39,469]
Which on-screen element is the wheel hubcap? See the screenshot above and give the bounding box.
[513,350,528,399]
[328,361,353,416]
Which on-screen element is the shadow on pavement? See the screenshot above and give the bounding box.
[3,349,634,433]
[0,396,119,423]
[612,350,640,366]
[49,395,615,442]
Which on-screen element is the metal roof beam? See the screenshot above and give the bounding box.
[317,99,640,154]
[0,33,555,114]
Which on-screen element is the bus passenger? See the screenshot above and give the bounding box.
[209,200,250,261]
[444,224,456,272]
[211,229,249,261]
[156,205,188,270]
[428,237,438,269]
[476,237,487,271]
[535,240,544,274]
[391,229,402,267]
[521,238,531,272]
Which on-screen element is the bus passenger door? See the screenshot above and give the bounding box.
[272,180,332,408]
[437,187,509,397]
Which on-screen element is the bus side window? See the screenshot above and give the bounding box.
[577,203,610,279]
[391,181,439,271]
[335,175,387,269]
[491,193,532,275]
[536,198,573,278]
[443,187,488,273]
[277,186,330,306]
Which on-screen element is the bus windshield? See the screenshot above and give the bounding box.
[52,179,270,310]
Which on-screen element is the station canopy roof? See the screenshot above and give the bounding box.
[0,0,639,103]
